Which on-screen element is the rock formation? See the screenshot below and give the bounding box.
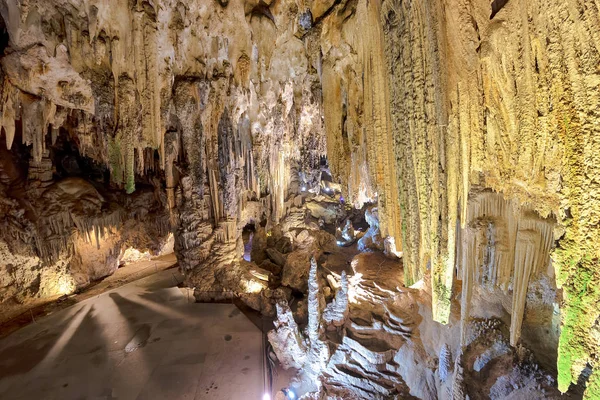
[1,0,600,398]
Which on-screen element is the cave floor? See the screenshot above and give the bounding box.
[0,268,265,400]
[0,253,178,338]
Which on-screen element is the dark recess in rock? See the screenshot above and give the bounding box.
[490,0,509,19]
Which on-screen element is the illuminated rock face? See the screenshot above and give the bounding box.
[0,0,327,318]
[320,0,600,396]
[1,0,600,398]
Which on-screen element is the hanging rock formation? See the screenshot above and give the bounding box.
[1,0,600,398]
[319,0,600,396]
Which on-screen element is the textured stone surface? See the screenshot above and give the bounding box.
[319,0,600,395]
[1,0,600,397]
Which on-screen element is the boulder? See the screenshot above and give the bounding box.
[275,236,293,254]
[294,228,337,252]
[260,259,282,275]
[295,229,311,247]
[250,227,268,264]
[249,266,272,282]
[266,247,287,267]
[282,249,313,292]
[305,200,341,224]
[267,225,285,247]
[293,195,303,207]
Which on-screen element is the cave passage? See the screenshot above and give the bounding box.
[242,222,255,262]
[1,0,599,399]
[0,266,266,399]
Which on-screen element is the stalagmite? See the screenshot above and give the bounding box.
[307,257,320,344]
[268,299,308,370]
[323,271,349,327]
[439,343,452,383]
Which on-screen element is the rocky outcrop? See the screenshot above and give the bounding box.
[268,299,307,370]
[0,175,172,323]
[268,251,564,399]
[319,0,600,395]
[0,0,328,315]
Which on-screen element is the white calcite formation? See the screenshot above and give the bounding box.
[357,206,384,252]
[269,252,564,399]
[322,270,348,327]
[438,343,452,383]
[268,299,307,370]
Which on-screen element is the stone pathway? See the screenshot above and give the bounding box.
[0,268,265,400]
[0,253,178,335]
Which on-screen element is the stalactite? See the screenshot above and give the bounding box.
[360,0,400,249]
[108,137,124,185]
[374,8,600,386]
[268,148,291,224]
[112,74,139,193]
[20,93,46,163]
[0,78,19,149]
[217,109,238,220]
[208,168,221,226]
[510,229,538,346]
[132,4,162,156]
[380,0,450,321]
[216,220,237,244]
[4,1,599,395]
[458,192,554,346]
[459,225,476,346]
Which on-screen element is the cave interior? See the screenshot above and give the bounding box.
[1,0,600,399]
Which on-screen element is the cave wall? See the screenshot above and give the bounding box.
[0,0,328,319]
[319,0,600,396]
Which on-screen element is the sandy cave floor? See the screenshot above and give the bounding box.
[0,266,271,400]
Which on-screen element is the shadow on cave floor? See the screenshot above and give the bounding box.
[0,253,178,340]
[0,267,265,400]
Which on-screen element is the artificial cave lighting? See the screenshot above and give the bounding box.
[119,247,152,265]
[1,0,600,399]
[57,275,76,296]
